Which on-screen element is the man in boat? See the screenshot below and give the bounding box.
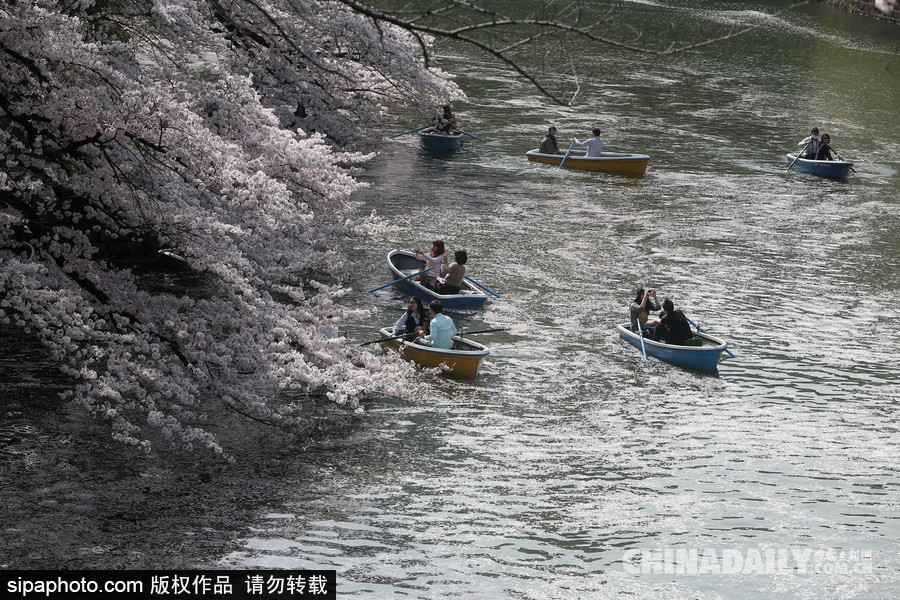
[645,298,693,345]
[798,126,820,159]
[417,300,457,349]
[431,103,457,135]
[573,128,604,157]
[814,133,834,161]
[538,126,564,154]
[630,288,660,333]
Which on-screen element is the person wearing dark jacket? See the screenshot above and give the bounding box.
[539,126,563,154]
[814,133,834,161]
[645,298,693,345]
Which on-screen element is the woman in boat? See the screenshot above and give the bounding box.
[798,126,820,159]
[436,249,467,295]
[645,298,693,345]
[814,133,834,161]
[415,240,446,290]
[630,288,660,333]
[432,104,457,135]
[573,128,604,157]
[393,296,429,341]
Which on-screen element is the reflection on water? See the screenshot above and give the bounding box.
[2,1,899,597]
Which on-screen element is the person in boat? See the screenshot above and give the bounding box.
[393,296,430,341]
[435,249,467,295]
[814,133,834,161]
[431,104,457,135]
[645,298,694,345]
[798,127,820,159]
[573,128,604,157]
[415,240,446,290]
[630,288,660,333]
[418,300,457,349]
[539,126,564,155]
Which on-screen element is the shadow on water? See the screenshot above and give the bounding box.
[0,325,370,569]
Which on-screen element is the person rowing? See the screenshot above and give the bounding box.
[393,296,430,342]
[630,287,660,333]
[797,126,820,159]
[431,103,457,135]
[573,128,604,157]
[414,240,446,290]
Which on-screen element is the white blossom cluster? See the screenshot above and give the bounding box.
[875,0,896,14]
[0,0,462,459]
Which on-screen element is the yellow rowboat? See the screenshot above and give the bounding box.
[526,149,650,176]
[378,327,489,379]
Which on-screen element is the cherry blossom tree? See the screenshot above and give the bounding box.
[1,0,461,459]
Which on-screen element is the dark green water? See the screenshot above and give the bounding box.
[2,2,897,598]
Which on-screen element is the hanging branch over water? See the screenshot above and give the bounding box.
[334,0,813,106]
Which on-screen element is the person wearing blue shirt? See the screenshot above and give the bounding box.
[420,300,457,349]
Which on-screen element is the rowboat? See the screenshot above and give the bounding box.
[419,128,464,152]
[526,149,650,176]
[785,154,853,180]
[616,323,729,373]
[387,250,488,309]
[378,327,489,379]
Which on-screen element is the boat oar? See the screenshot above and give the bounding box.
[459,323,527,337]
[685,316,736,358]
[358,323,526,347]
[390,125,430,139]
[464,275,501,299]
[558,139,576,170]
[367,270,422,294]
[786,141,810,172]
[832,149,856,173]
[454,129,487,143]
[636,324,648,361]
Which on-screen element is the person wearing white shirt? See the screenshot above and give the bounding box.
[393,296,429,341]
[574,128,604,157]
[798,126,820,159]
[415,240,446,290]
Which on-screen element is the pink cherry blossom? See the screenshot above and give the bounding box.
[1,0,460,459]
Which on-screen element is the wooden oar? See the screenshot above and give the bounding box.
[558,139,576,170]
[832,149,856,173]
[685,316,736,358]
[367,270,422,294]
[454,129,487,143]
[786,141,810,172]
[390,125,430,139]
[464,275,501,299]
[359,324,526,347]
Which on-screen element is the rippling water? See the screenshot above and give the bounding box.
[2,1,898,598]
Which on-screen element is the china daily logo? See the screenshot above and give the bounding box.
[622,547,873,576]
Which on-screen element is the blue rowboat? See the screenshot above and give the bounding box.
[616,323,729,373]
[387,250,488,309]
[419,127,464,152]
[786,154,853,180]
